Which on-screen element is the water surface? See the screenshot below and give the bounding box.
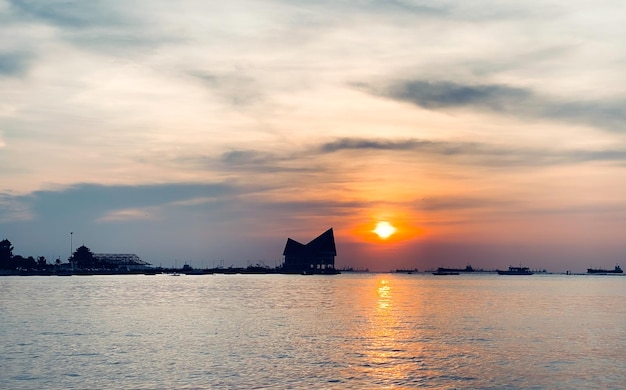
[1,273,624,389]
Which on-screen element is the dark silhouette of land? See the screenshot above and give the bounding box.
[1,236,622,276]
[0,229,342,276]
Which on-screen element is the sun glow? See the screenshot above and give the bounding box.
[373,221,397,239]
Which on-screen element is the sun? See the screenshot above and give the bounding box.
[373,221,397,239]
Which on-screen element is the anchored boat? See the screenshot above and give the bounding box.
[497,266,534,275]
[587,265,623,274]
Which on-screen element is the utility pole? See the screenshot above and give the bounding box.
[70,232,73,268]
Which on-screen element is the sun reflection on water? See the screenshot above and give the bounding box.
[356,277,412,385]
[377,278,391,310]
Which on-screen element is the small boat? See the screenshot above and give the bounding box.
[497,266,534,275]
[587,265,623,274]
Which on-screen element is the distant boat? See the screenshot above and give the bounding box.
[395,268,418,274]
[436,265,475,273]
[587,265,623,274]
[432,271,460,275]
[497,266,534,275]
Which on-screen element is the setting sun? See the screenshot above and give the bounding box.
[373,221,397,239]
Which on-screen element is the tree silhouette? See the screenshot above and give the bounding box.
[1,238,14,270]
[72,245,95,269]
[24,256,37,269]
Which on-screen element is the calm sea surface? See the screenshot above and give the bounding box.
[1,273,625,389]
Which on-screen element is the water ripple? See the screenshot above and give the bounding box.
[0,274,625,389]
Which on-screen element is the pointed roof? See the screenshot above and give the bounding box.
[283,228,336,256]
[305,228,336,255]
[283,238,306,256]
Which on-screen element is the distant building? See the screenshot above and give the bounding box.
[282,228,337,273]
[93,253,152,271]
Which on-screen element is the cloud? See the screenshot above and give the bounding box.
[361,80,626,132]
[6,0,174,55]
[417,196,626,220]
[8,0,126,28]
[0,193,33,222]
[418,196,516,211]
[319,138,497,157]
[96,195,232,223]
[318,137,626,167]
[0,51,32,76]
[255,198,367,217]
[320,138,420,153]
[169,137,626,183]
[219,150,317,174]
[191,71,264,107]
[384,80,531,110]
[17,182,241,224]
[168,150,317,176]
[97,208,155,222]
[221,150,277,165]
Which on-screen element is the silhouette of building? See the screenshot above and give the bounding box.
[282,228,337,273]
[93,253,151,271]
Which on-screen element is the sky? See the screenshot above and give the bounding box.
[1,0,626,272]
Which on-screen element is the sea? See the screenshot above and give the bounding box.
[1,273,625,389]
